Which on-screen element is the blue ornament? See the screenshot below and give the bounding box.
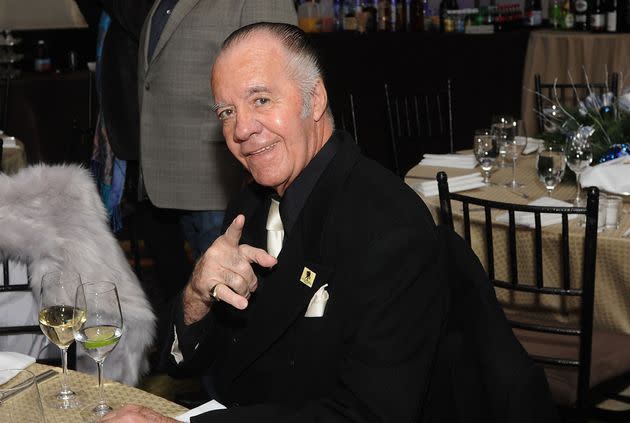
[598,143,630,163]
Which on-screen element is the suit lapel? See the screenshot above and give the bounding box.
[224,132,361,382]
[146,0,201,70]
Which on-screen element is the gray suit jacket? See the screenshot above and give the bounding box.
[138,0,297,210]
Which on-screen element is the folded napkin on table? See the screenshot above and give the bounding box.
[0,352,36,384]
[522,137,544,155]
[419,153,478,169]
[176,399,226,422]
[581,155,630,195]
[412,172,485,197]
[496,197,578,228]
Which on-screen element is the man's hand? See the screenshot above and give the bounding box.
[183,214,277,324]
[99,404,176,422]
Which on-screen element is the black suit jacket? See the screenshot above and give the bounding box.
[422,226,559,423]
[76,0,154,160]
[163,131,450,422]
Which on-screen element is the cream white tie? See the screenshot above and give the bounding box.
[266,199,284,259]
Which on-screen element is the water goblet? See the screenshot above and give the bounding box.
[490,114,515,168]
[74,281,123,422]
[0,369,46,422]
[473,129,497,184]
[38,270,84,409]
[503,120,528,188]
[564,134,593,206]
[536,143,566,197]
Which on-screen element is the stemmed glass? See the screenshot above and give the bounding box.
[473,129,498,184]
[491,115,515,168]
[503,120,528,188]
[38,270,84,409]
[564,132,593,205]
[74,281,123,422]
[536,144,566,197]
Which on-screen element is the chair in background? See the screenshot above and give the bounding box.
[534,73,619,134]
[384,79,454,178]
[437,171,630,421]
[331,92,359,146]
[0,164,155,386]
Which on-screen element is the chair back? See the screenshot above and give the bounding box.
[437,171,599,410]
[334,92,359,145]
[534,73,619,134]
[385,79,454,178]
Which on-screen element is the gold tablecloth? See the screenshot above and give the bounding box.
[521,29,630,136]
[26,363,187,422]
[406,154,630,335]
[2,139,28,174]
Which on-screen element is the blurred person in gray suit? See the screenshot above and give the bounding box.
[138,0,297,263]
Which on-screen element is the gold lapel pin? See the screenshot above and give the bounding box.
[300,266,316,288]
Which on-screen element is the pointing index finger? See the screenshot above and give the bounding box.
[224,214,245,247]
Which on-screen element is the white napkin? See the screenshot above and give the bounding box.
[0,352,36,384]
[581,155,630,195]
[419,153,478,169]
[304,284,329,318]
[522,137,544,155]
[496,197,578,228]
[176,399,226,422]
[412,172,485,197]
[1,136,18,149]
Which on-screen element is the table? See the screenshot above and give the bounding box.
[2,138,27,174]
[521,29,630,136]
[25,363,187,422]
[406,153,630,336]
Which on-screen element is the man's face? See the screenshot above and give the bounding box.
[211,34,319,196]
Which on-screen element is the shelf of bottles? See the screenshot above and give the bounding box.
[0,30,23,79]
[296,0,630,35]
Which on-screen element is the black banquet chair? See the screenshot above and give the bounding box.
[437,171,630,421]
[384,79,454,178]
[534,72,619,134]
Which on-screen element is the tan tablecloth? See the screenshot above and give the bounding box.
[406,154,630,335]
[521,30,630,136]
[24,363,187,422]
[2,139,28,174]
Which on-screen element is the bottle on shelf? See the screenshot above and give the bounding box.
[439,0,459,32]
[524,0,543,26]
[549,0,562,28]
[410,0,424,30]
[574,0,589,30]
[590,0,606,31]
[562,0,575,28]
[320,0,336,32]
[343,0,359,31]
[361,0,378,32]
[298,0,321,33]
[606,0,618,32]
[34,40,51,72]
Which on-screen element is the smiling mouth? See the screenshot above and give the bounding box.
[247,142,278,156]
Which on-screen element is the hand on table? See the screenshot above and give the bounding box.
[183,214,277,324]
[99,404,176,422]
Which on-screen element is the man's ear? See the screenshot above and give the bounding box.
[311,79,328,122]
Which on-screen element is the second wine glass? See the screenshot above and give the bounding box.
[536,144,566,197]
[74,281,123,422]
[565,132,593,206]
[473,129,498,184]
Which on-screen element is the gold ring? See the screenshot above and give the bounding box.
[210,284,221,301]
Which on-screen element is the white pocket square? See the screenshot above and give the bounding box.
[304,284,329,318]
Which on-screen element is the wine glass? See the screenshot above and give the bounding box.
[536,143,566,197]
[74,281,123,422]
[503,120,528,188]
[473,129,498,184]
[564,133,593,205]
[491,115,515,168]
[38,270,83,409]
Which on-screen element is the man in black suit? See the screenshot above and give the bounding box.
[102,22,449,422]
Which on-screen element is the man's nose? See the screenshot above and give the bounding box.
[234,108,262,141]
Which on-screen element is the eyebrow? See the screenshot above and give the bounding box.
[210,86,272,112]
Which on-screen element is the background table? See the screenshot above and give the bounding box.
[406,154,630,336]
[521,30,630,136]
[26,363,187,422]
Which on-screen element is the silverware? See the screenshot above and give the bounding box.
[0,369,57,403]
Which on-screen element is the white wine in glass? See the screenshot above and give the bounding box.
[74,281,123,422]
[38,270,84,409]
